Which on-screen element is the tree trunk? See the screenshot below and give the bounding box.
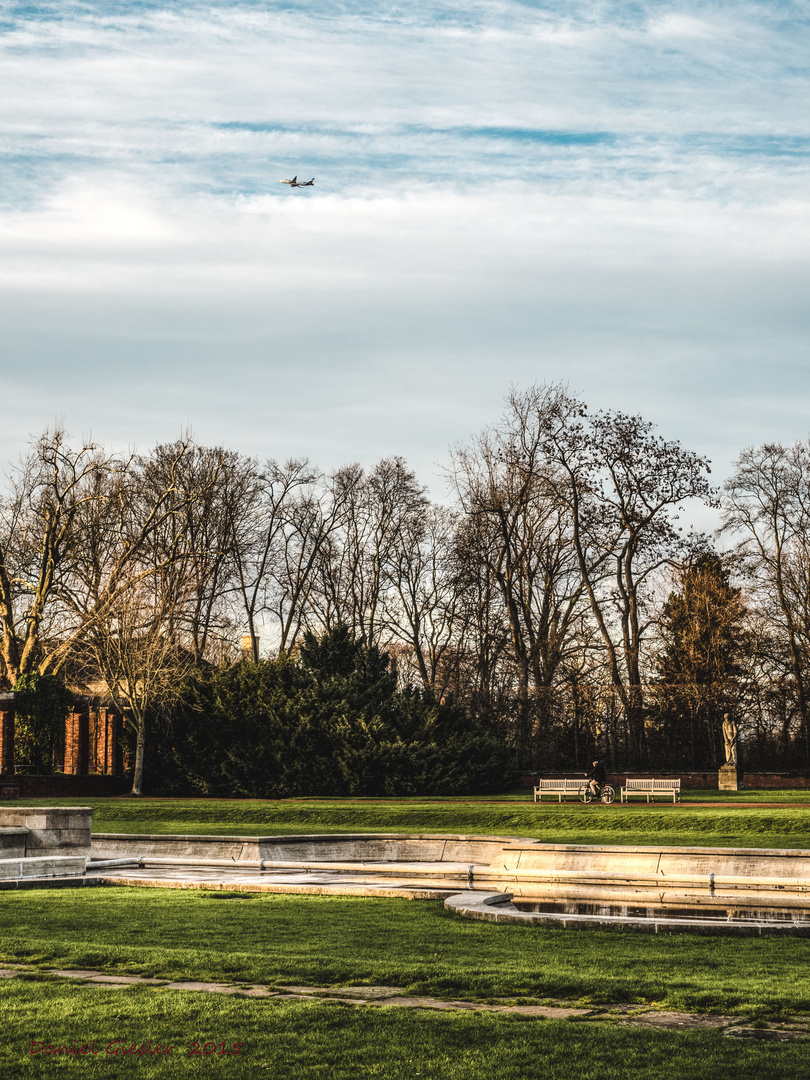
[130,715,146,796]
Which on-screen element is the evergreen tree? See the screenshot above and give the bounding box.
[653,552,747,767]
[12,673,74,774]
[151,627,515,796]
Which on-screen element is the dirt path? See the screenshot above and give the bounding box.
[1,966,806,1041]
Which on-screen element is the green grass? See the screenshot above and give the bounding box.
[3,981,808,1080]
[3,792,810,1078]
[679,789,810,802]
[1,887,810,1015]
[5,794,810,849]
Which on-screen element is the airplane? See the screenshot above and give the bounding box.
[280,176,314,188]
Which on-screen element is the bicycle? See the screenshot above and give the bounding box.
[579,782,615,804]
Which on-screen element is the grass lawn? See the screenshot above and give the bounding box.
[1,887,809,1013]
[3,795,810,1076]
[2,889,810,1079]
[4,981,809,1080]
[5,793,810,849]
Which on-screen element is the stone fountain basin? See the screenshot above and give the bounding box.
[88,833,810,916]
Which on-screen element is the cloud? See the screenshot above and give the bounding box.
[0,0,809,490]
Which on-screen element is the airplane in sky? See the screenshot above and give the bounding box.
[280,176,314,188]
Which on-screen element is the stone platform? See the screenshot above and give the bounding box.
[90,832,511,864]
[0,806,92,879]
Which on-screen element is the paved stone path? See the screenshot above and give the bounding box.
[0,965,807,1040]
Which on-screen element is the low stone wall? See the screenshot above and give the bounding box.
[0,855,88,881]
[488,840,810,913]
[740,773,810,789]
[91,832,521,864]
[445,892,810,936]
[496,841,810,880]
[0,774,129,798]
[0,807,93,858]
[0,827,28,859]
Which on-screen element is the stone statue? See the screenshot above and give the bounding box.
[722,713,738,766]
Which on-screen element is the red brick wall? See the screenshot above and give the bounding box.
[0,707,14,775]
[738,773,810,789]
[89,709,118,775]
[64,711,89,775]
[0,773,129,797]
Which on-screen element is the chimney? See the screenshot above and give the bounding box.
[240,634,260,661]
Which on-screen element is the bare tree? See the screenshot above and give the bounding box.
[450,387,586,762]
[165,446,254,662]
[80,576,197,796]
[538,388,715,762]
[382,504,463,693]
[226,458,320,659]
[0,427,113,685]
[312,458,427,647]
[449,511,513,726]
[66,437,224,792]
[723,441,810,763]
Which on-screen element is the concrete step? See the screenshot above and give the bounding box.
[0,855,87,879]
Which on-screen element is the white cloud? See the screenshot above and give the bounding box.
[646,14,714,39]
[0,0,809,486]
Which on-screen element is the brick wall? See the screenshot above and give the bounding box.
[0,706,14,775]
[64,711,89,775]
[738,773,810,789]
[89,709,119,775]
[0,773,129,797]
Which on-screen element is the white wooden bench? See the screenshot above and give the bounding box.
[533,779,586,803]
[620,778,681,803]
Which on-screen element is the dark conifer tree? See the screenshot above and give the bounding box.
[653,552,747,768]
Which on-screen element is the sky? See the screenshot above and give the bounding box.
[1,0,809,502]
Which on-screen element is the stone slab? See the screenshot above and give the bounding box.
[0,855,86,879]
[30,830,93,854]
[161,981,262,995]
[0,808,91,856]
[328,986,403,999]
[0,829,27,859]
[498,1004,592,1018]
[54,828,97,850]
[724,1026,806,1041]
[77,974,167,985]
[0,808,92,829]
[0,875,107,891]
[47,976,159,984]
[619,1011,738,1029]
[370,996,451,1009]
